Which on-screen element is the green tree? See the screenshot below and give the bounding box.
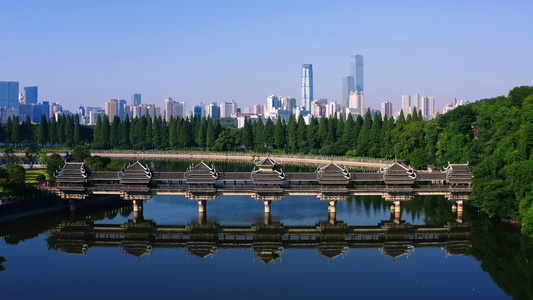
[356,110,373,156]
[46,153,64,181]
[6,164,25,186]
[38,114,49,145]
[263,118,275,147]
[241,118,253,149]
[110,116,120,146]
[206,118,216,148]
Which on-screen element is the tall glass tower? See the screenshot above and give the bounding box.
[301,64,313,111]
[24,86,38,104]
[350,54,364,93]
[0,81,19,109]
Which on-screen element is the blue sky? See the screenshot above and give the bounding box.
[1,0,532,113]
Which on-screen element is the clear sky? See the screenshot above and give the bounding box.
[1,0,532,113]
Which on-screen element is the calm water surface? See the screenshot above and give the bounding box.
[0,195,532,300]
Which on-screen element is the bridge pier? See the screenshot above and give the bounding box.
[452,201,464,223]
[264,200,272,213]
[133,200,144,212]
[328,201,337,213]
[198,200,207,213]
[264,211,271,225]
[199,211,207,225]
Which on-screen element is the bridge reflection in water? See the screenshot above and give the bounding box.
[48,207,471,266]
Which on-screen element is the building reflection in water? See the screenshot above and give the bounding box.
[47,205,471,267]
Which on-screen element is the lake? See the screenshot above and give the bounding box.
[1,193,532,299]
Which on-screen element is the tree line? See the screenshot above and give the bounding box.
[1,86,533,238]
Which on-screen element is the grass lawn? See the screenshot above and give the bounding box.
[25,166,48,184]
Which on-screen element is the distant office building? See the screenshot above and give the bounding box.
[164,96,186,122]
[349,91,364,111]
[351,54,364,93]
[131,93,141,106]
[173,102,186,119]
[0,81,19,110]
[301,64,313,111]
[105,99,119,121]
[342,76,355,108]
[402,94,419,116]
[220,100,237,118]
[119,99,127,120]
[326,101,341,118]
[381,101,393,119]
[206,102,220,119]
[164,96,174,122]
[281,97,296,111]
[310,99,326,117]
[24,86,38,104]
[77,106,85,116]
[193,102,204,119]
[35,101,50,122]
[419,96,437,120]
[86,107,103,125]
[267,95,281,111]
[253,104,264,115]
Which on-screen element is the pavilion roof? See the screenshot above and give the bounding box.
[442,163,472,184]
[255,157,280,169]
[251,168,285,184]
[379,162,417,185]
[316,163,351,184]
[119,161,152,184]
[185,161,218,184]
[55,162,88,183]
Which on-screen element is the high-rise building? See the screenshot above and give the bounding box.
[193,102,204,119]
[281,97,296,111]
[402,94,419,116]
[24,86,38,104]
[220,100,237,118]
[342,76,355,108]
[0,81,19,110]
[164,96,174,122]
[119,100,127,120]
[301,64,313,111]
[266,95,281,111]
[206,102,220,119]
[381,101,393,119]
[131,93,141,106]
[350,54,364,93]
[310,99,326,117]
[419,96,437,120]
[105,99,119,121]
[349,91,364,111]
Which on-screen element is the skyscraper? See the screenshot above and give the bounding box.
[381,101,393,119]
[342,76,355,108]
[131,93,141,106]
[105,99,119,121]
[342,54,363,109]
[350,54,364,93]
[0,81,19,110]
[24,86,38,104]
[402,94,419,116]
[301,64,313,111]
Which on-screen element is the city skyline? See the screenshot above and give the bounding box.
[1,1,532,113]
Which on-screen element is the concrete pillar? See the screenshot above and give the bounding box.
[198,200,207,213]
[394,201,401,213]
[456,200,463,212]
[264,200,272,213]
[133,200,144,212]
[198,211,207,225]
[452,204,457,213]
[457,209,463,223]
[328,201,336,213]
[329,211,337,225]
[264,211,271,225]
